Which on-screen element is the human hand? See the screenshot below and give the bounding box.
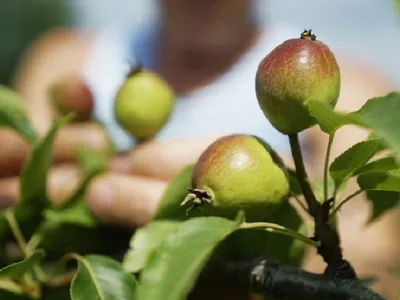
[0,71,113,216]
[0,132,222,229]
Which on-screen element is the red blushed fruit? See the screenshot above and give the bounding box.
[256,29,341,134]
[49,75,94,122]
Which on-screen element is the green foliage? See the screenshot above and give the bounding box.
[393,0,400,15]
[309,92,400,162]
[0,85,37,143]
[122,221,180,273]
[136,214,244,300]
[15,115,73,224]
[365,191,399,223]
[354,156,399,175]
[357,168,400,192]
[0,0,72,86]
[70,255,137,300]
[329,138,384,192]
[0,250,44,279]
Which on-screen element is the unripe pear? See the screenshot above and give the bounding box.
[49,74,93,122]
[181,134,290,222]
[256,29,341,134]
[114,66,175,140]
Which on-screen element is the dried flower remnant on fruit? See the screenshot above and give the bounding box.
[181,134,290,222]
[255,29,341,134]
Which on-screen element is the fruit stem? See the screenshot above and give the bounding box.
[127,61,143,78]
[288,134,321,217]
[323,134,335,202]
[136,137,151,145]
[240,222,320,247]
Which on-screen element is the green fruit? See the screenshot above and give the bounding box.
[181,134,290,222]
[49,74,93,122]
[114,66,175,140]
[255,29,341,134]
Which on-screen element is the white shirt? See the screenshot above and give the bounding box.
[81,21,308,157]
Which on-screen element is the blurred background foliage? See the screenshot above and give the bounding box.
[0,0,72,86]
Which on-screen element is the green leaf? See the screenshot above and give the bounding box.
[58,147,109,209]
[136,214,244,300]
[309,93,400,162]
[311,176,336,202]
[43,199,97,228]
[354,156,399,176]
[365,191,400,223]
[15,115,72,222]
[329,138,384,191]
[307,100,356,134]
[70,255,137,300]
[42,286,71,300]
[0,280,25,297]
[153,164,198,221]
[37,221,130,257]
[0,250,44,279]
[357,169,400,192]
[354,92,400,160]
[393,0,400,14]
[0,85,38,143]
[123,220,180,273]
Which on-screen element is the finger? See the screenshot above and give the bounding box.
[128,135,222,180]
[107,153,134,174]
[0,129,31,177]
[47,163,83,207]
[0,164,84,209]
[85,173,167,228]
[52,122,112,163]
[0,122,112,177]
[0,177,19,209]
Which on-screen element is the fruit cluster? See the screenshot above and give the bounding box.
[50,29,340,271]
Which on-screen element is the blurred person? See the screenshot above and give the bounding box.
[0,0,399,298]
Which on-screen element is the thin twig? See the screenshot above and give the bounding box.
[5,210,28,256]
[323,134,335,202]
[240,222,320,247]
[331,189,364,216]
